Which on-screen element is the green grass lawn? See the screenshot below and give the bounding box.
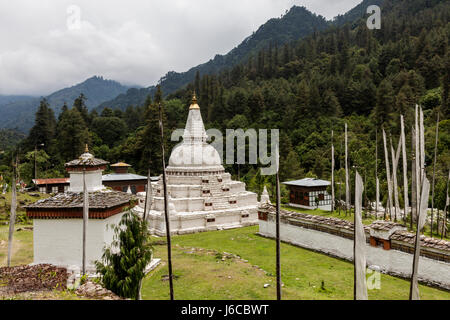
[0,224,33,267]
[142,226,450,300]
[0,191,49,224]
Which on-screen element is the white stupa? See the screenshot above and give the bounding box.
[136,94,259,235]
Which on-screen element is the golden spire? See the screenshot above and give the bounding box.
[85,144,89,153]
[189,91,200,110]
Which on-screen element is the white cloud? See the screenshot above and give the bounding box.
[0,0,361,95]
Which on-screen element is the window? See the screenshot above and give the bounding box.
[52,186,58,193]
[64,185,69,192]
[229,200,237,204]
[206,218,215,223]
[131,185,137,194]
[202,179,209,184]
[203,190,210,194]
[39,187,46,193]
[205,203,212,207]
[318,193,324,201]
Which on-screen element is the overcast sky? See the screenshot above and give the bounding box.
[0,0,362,96]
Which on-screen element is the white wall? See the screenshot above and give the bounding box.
[259,220,450,290]
[33,213,125,271]
[68,170,104,192]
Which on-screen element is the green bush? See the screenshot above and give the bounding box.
[95,211,153,299]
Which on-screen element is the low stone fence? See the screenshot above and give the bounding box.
[257,204,450,291]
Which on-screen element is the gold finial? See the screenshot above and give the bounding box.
[85,144,89,153]
[189,91,200,110]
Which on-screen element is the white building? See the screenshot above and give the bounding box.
[25,148,134,272]
[135,94,259,235]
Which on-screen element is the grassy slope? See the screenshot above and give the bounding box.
[142,226,450,300]
[0,224,34,266]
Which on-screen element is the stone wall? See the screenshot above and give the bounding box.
[257,204,450,290]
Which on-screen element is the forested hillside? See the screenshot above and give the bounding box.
[0,76,131,132]
[0,0,448,211]
[0,129,26,151]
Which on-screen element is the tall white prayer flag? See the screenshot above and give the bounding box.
[354,171,368,300]
[382,129,393,219]
[400,115,409,222]
[410,177,430,300]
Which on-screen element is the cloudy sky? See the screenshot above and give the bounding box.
[0,0,361,96]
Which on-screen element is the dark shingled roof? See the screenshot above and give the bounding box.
[258,203,364,232]
[24,191,133,209]
[370,220,405,231]
[65,157,109,168]
[391,231,450,251]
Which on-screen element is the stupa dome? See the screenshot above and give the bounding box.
[167,93,224,171]
[168,143,222,168]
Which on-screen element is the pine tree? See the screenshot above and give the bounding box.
[374,79,395,126]
[26,99,56,152]
[137,86,168,173]
[57,108,90,161]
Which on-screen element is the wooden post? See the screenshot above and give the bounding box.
[159,102,174,300]
[375,128,379,219]
[82,168,88,276]
[345,123,349,215]
[430,114,439,237]
[331,130,335,213]
[7,158,17,267]
[339,138,343,216]
[275,147,281,300]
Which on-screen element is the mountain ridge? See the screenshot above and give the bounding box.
[96,5,331,111]
[0,76,131,132]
